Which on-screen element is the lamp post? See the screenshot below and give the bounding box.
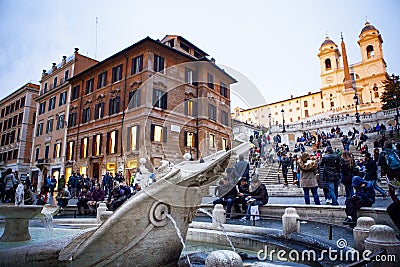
[393,92,399,131]
[353,91,361,123]
[281,109,286,133]
[268,113,272,129]
[188,133,193,161]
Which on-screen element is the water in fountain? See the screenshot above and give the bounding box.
[166,213,193,267]
[15,183,24,206]
[42,212,54,238]
[197,208,236,252]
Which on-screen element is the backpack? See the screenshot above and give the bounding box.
[379,150,400,170]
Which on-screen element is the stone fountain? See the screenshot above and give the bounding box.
[0,143,248,266]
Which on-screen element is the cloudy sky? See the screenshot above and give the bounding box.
[0,0,399,109]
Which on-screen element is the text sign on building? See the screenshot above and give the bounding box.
[171,125,180,133]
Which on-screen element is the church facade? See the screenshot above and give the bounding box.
[233,22,388,128]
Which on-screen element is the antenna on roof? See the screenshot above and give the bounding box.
[95,17,98,59]
[340,32,343,41]
[366,16,368,23]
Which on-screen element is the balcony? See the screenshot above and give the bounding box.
[36,158,50,166]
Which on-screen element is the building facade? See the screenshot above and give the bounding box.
[0,83,39,181]
[65,35,235,181]
[31,49,98,189]
[233,22,388,129]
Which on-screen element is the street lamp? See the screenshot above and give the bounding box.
[393,92,399,130]
[281,109,286,132]
[353,92,361,123]
[268,113,272,129]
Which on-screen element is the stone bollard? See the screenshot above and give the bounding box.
[212,204,226,229]
[353,217,375,252]
[97,202,108,222]
[282,207,300,238]
[364,225,400,267]
[205,250,243,267]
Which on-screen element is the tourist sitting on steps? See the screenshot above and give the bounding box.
[106,181,127,211]
[212,176,241,219]
[77,185,92,215]
[88,183,105,215]
[343,169,375,226]
[237,178,250,213]
[23,182,34,205]
[56,187,71,209]
[240,177,269,221]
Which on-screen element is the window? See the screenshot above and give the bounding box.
[222,138,228,151]
[56,114,65,130]
[48,96,56,111]
[71,85,80,100]
[128,125,139,151]
[35,147,40,161]
[43,83,48,93]
[128,90,141,109]
[80,137,89,158]
[13,149,18,160]
[184,132,196,147]
[106,130,118,154]
[325,58,331,70]
[330,101,334,108]
[150,125,166,142]
[108,96,120,115]
[39,102,46,115]
[10,103,15,113]
[112,64,123,83]
[12,115,17,127]
[16,128,20,142]
[208,104,216,121]
[367,45,374,59]
[93,134,102,156]
[1,109,4,118]
[59,91,67,106]
[97,71,107,89]
[180,42,190,52]
[374,92,379,98]
[36,122,43,136]
[153,89,167,109]
[184,99,197,117]
[5,106,9,116]
[68,112,77,127]
[45,144,50,159]
[304,110,309,118]
[66,141,74,161]
[207,73,214,89]
[304,101,308,108]
[221,110,229,126]
[209,133,215,148]
[185,68,197,85]
[46,118,53,133]
[64,70,69,81]
[54,142,61,158]
[82,107,91,123]
[220,82,228,98]
[94,102,105,119]
[154,54,165,73]
[85,78,94,94]
[53,76,58,88]
[131,55,143,74]
[9,130,15,144]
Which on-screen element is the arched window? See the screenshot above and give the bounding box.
[325,58,331,70]
[367,45,374,59]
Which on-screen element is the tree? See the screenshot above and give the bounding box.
[381,74,400,110]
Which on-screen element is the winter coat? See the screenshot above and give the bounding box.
[4,174,17,191]
[320,153,341,182]
[364,158,378,181]
[298,156,318,188]
[249,183,269,204]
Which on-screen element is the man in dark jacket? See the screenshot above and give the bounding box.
[88,183,105,214]
[320,146,341,205]
[213,177,241,219]
[343,172,375,226]
[279,153,291,186]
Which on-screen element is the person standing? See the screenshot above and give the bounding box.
[364,153,387,199]
[298,153,320,205]
[68,172,78,198]
[49,176,57,195]
[279,153,291,186]
[341,151,355,199]
[58,175,66,191]
[378,140,400,201]
[320,146,341,205]
[3,168,17,203]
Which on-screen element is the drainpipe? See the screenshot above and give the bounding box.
[196,64,199,159]
[75,79,85,172]
[120,54,129,167]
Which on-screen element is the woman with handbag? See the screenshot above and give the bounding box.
[3,168,17,203]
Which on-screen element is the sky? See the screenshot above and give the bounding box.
[0,0,399,110]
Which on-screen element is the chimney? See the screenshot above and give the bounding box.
[62,56,67,65]
[210,58,215,64]
[52,63,57,71]
[290,95,293,99]
[42,69,47,78]
[74,48,79,55]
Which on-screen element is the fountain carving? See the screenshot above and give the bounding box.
[0,143,248,266]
